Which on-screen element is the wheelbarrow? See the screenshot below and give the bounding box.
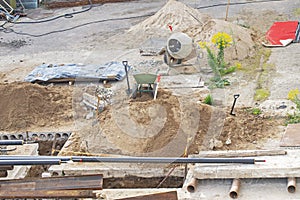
[131,73,158,99]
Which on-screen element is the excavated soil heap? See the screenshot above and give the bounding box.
[126,0,255,60]
[64,89,283,156]
[0,82,73,131]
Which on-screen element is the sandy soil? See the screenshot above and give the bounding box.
[0,0,299,156]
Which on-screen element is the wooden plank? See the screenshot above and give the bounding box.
[280,123,300,147]
[0,190,96,198]
[115,191,178,200]
[192,150,300,179]
[194,149,287,158]
[0,174,103,191]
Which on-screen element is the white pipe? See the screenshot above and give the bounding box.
[229,178,241,199]
[187,178,197,193]
[287,177,296,193]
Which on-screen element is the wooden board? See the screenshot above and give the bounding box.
[194,149,286,158]
[115,191,178,200]
[0,190,96,198]
[280,123,300,147]
[0,174,103,191]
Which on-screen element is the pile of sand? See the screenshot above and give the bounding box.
[0,82,73,131]
[126,0,255,60]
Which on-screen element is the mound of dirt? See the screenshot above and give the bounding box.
[64,89,283,156]
[126,0,255,60]
[0,82,73,131]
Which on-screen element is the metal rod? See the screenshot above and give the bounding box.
[287,177,296,193]
[0,140,23,145]
[225,0,231,21]
[0,156,264,164]
[0,156,70,161]
[71,157,258,164]
[0,160,61,166]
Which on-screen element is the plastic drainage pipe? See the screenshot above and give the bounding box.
[0,160,61,166]
[0,140,23,145]
[187,178,198,193]
[287,177,296,193]
[229,178,241,199]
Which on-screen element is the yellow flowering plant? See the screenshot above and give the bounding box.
[198,32,235,88]
[288,88,300,109]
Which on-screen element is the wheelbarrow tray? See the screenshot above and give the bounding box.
[133,73,157,84]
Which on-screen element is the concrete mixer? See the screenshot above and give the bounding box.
[160,32,193,66]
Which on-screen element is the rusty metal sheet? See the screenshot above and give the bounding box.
[115,191,178,200]
[0,190,96,198]
[280,124,300,147]
[0,174,103,191]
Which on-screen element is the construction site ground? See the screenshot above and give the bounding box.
[1,0,300,199]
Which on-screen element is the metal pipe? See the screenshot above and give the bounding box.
[0,156,264,164]
[229,178,241,199]
[187,178,198,193]
[71,157,260,164]
[0,156,70,162]
[287,177,296,193]
[0,160,61,166]
[0,140,23,145]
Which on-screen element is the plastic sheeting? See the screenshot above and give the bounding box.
[25,61,130,83]
[266,21,299,45]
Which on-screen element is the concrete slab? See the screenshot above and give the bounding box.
[192,150,300,179]
[281,124,300,147]
[48,162,185,178]
[0,143,39,180]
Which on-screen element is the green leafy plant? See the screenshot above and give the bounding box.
[199,32,236,88]
[203,94,213,105]
[251,108,262,115]
[254,89,270,101]
[286,113,300,125]
[286,89,300,125]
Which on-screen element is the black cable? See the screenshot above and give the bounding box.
[13,0,94,24]
[196,0,285,9]
[0,0,286,38]
[2,12,155,37]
